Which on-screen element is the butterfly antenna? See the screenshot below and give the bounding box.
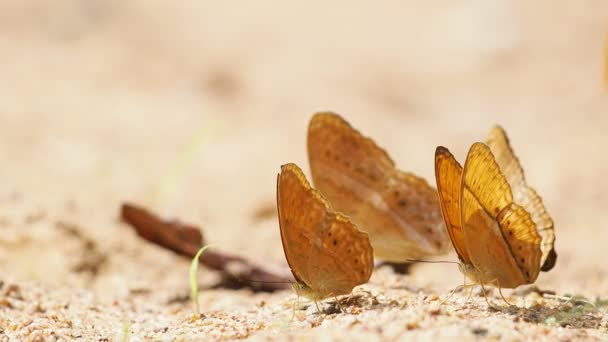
[233,278,294,285]
[406,259,461,265]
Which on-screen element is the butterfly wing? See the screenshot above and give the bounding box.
[276,163,373,299]
[434,146,470,263]
[461,143,541,287]
[308,212,375,297]
[307,112,448,261]
[486,126,556,271]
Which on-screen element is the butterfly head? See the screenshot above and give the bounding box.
[459,261,503,287]
[292,282,313,297]
[291,281,329,301]
[458,262,483,284]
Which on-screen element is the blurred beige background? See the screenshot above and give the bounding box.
[1,0,608,308]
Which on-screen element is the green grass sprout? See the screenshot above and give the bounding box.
[120,320,130,342]
[190,244,213,314]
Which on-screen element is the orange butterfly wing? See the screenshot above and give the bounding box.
[307,112,448,261]
[434,146,470,263]
[276,163,374,300]
[486,126,556,271]
[461,143,542,288]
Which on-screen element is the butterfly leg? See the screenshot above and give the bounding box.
[460,273,476,302]
[441,284,476,305]
[290,299,296,322]
[440,286,461,305]
[479,281,500,309]
[333,295,345,313]
[465,284,475,302]
[496,281,512,306]
[442,273,477,305]
[479,280,491,306]
[442,273,463,305]
[314,300,322,315]
[290,294,301,322]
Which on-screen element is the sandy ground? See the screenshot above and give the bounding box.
[1,1,608,340]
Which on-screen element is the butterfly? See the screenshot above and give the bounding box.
[276,163,374,303]
[307,112,449,262]
[434,126,556,294]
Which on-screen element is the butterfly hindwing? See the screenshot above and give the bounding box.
[496,203,542,282]
[308,213,375,293]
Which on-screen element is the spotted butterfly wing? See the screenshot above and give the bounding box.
[307,112,449,262]
[276,163,374,300]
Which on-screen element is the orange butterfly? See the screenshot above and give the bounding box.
[276,163,374,308]
[307,112,449,262]
[435,126,556,301]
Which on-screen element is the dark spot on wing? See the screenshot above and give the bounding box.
[471,328,488,337]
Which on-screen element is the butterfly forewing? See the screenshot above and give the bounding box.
[461,143,513,219]
[307,112,448,261]
[434,146,470,263]
[277,163,327,285]
[308,112,395,190]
